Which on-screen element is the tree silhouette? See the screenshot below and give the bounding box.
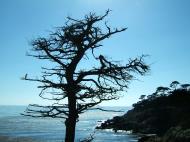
[155,86,170,96]
[181,84,190,90]
[22,10,149,142]
[139,95,146,100]
[170,81,180,90]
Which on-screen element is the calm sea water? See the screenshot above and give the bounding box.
[0,105,138,142]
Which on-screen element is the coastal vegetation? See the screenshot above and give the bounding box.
[96,81,190,142]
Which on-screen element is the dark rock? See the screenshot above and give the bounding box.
[162,127,190,142]
[138,135,161,142]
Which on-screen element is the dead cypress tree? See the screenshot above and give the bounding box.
[22,10,149,142]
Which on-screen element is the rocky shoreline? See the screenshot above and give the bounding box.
[96,82,190,142]
[138,127,190,142]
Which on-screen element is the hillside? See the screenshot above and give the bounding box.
[96,81,190,141]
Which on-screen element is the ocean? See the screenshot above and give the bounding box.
[0,105,138,142]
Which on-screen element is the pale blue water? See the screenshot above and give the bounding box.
[0,106,138,142]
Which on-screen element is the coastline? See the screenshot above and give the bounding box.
[0,106,137,142]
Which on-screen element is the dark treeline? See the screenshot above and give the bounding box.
[96,81,190,142]
[133,81,190,110]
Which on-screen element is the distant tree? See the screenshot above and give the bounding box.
[134,81,190,110]
[139,95,146,100]
[147,93,157,100]
[22,10,149,142]
[156,86,170,96]
[170,81,180,90]
[181,84,190,90]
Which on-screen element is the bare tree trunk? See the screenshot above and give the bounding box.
[65,95,77,142]
[65,116,77,142]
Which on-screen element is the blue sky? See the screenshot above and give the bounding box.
[0,0,190,106]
